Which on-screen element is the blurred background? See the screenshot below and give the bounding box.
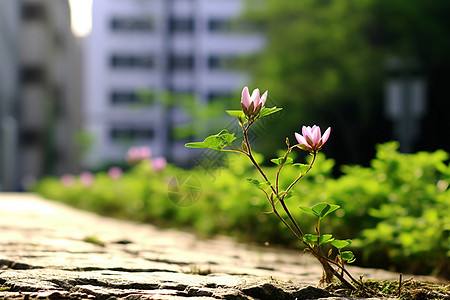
[1,0,449,190]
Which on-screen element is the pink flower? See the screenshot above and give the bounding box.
[108,167,122,180]
[61,174,75,187]
[126,146,151,164]
[240,86,268,118]
[152,157,167,171]
[295,125,331,153]
[80,171,94,186]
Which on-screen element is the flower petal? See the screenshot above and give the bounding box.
[295,132,308,146]
[303,126,313,142]
[322,127,331,144]
[241,86,251,108]
[251,88,261,111]
[302,126,308,138]
[312,126,321,145]
[260,90,268,107]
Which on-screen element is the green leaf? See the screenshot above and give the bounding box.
[341,251,356,263]
[300,202,340,220]
[292,163,310,174]
[217,129,236,144]
[259,106,282,118]
[278,190,296,200]
[270,157,294,166]
[185,141,212,149]
[226,110,246,118]
[246,178,271,190]
[299,206,316,216]
[301,234,318,245]
[319,234,335,246]
[185,129,236,150]
[331,239,352,250]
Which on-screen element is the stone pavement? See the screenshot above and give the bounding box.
[0,194,442,299]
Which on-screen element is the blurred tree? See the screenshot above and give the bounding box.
[370,0,450,153]
[242,0,450,167]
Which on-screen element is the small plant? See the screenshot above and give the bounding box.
[83,235,106,247]
[186,86,360,289]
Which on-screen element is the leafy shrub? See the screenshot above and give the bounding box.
[32,142,449,277]
[322,142,450,277]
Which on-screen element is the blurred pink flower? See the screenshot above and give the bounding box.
[152,157,167,171]
[126,146,151,164]
[80,171,94,186]
[241,86,268,118]
[295,125,331,153]
[61,174,75,187]
[108,167,122,180]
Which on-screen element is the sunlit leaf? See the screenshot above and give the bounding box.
[331,239,352,250]
[303,202,340,220]
[271,157,294,166]
[278,190,296,200]
[259,106,282,118]
[319,234,334,245]
[246,178,271,190]
[341,251,356,263]
[301,234,318,245]
[185,129,236,150]
[226,110,246,118]
[292,163,310,174]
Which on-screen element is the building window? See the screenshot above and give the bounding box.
[20,66,45,84]
[208,19,255,32]
[110,127,154,142]
[168,17,194,33]
[168,54,194,71]
[110,91,141,104]
[208,55,236,70]
[20,130,42,146]
[21,3,45,21]
[208,19,230,32]
[110,17,153,31]
[110,55,154,69]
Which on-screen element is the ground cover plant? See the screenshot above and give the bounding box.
[327,278,450,299]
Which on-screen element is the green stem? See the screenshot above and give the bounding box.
[280,152,316,199]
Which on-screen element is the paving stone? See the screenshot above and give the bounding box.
[0,194,443,299]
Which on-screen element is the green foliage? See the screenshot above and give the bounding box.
[185,130,236,150]
[319,142,450,277]
[32,142,449,277]
[258,107,283,118]
[300,202,340,220]
[331,239,352,250]
[271,156,293,166]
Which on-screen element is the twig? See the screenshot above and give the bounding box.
[397,273,403,297]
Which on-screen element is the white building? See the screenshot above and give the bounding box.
[84,0,265,167]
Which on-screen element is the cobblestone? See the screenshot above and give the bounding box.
[0,194,439,299]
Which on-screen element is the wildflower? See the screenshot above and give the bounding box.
[295,125,331,153]
[80,171,94,186]
[152,157,167,171]
[108,167,122,180]
[126,146,151,164]
[61,174,75,187]
[241,86,268,119]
